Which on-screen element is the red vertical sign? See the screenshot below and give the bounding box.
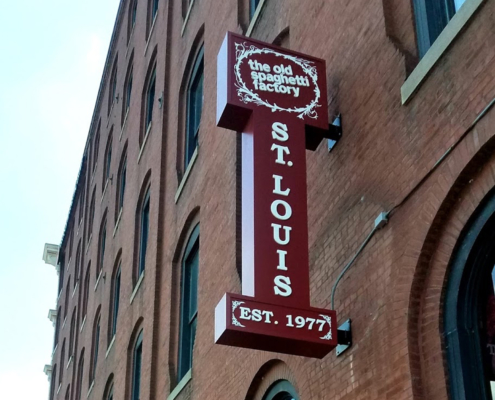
[215,33,337,358]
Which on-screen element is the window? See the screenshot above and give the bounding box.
[127,0,138,43]
[69,308,77,360]
[97,215,107,279]
[185,46,204,169]
[103,133,113,189]
[65,385,71,400]
[143,65,156,142]
[107,384,114,400]
[109,263,121,340]
[90,311,100,383]
[147,0,159,37]
[108,58,118,115]
[131,330,143,400]
[178,224,199,381]
[122,59,133,125]
[75,350,84,400]
[64,277,71,319]
[82,263,90,321]
[137,189,150,280]
[78,184,85,226]
[54,307,61,349]
[445,192,495,399]
[49,365,57,400]
[75,241,82,288]
[69,230,74,262]
[103,376,115,400]
[93,126,100,173]
[116,150,127,220]
[58,258,65,295]
[250,0,261,19]
[262,380,299,400]
[59,340,65,384]
[413,0,466,57]
[88,189,96,242]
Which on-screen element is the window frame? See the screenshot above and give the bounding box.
[184,46,204,170]
[103,132,113,189]
[122,58,134,126]
[143,65,157,144]
[108,57,118,115]
[131,330,143,400]
[116,149,128,221]
[69,307,77,360]
[75,350,84,400]
[82,262,90,321]
[109,261,122,341]
[262,380,300,400]
[88,189,96,243]
[177,224,199,381]
[97,214,107,279]
[250,0,261,20]
[89,311,100,384]
[127,0,138,44]
[137,189,150,280]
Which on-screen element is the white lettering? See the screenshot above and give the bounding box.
[271,199,292,220]
[239,307,251,320]
[273,175,290,196]
[274,275,292,296]
[271,143,290,164]
[276,249,288,270]
[271,122,288,141]
[271,223,292,245]
[262,310,274,323]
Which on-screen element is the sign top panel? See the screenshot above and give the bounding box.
[217,32,329,133]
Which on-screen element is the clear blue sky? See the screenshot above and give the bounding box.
[0,1,119,398]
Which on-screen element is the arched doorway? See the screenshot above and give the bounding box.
[445,189,495,399]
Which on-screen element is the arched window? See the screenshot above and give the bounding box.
[54,307,61,349]
[65,384,71,400]
[90,309,101,384]
[97,212,108,279]
[82,262,91,322]
[109,256,122,341]
[116,146,128,221]
[122,55,133,126]
[445,191,495,399]
[75,240,82,288]
[184,46,203,169]
[108,57,118,115]
[59,339,65,384]
[69,307,77,361]
[103,131,113,189]
[127,0,138,44]
[49,364,57,400]
[93,124,100,174]
[131,330,143,400]
[178,224,199,381]
[75,349,85,400]
[135,186,150,283]
[64,277,71,319]
[88,189,96,243]
[262,380,299,400]
[146,0,159,37]
[103,374,115,400]
[141,60,156,145]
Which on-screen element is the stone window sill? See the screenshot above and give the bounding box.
[167,369,192,400]
[130,272,145,304]
[175,147,198,203]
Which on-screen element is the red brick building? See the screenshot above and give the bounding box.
[44,0,495,399]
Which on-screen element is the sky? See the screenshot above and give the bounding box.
[0,1,119,398]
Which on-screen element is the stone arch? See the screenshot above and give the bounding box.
[244,359,299,400]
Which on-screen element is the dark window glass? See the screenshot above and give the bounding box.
[91,315,100,382]
[413,0,465,57]
[76,354,84,400]
[152,0,159,19]
[78,185,85,225]
[65,385,71,400]
[75,242,81,288]
[145,68,156,134]
[138,191,150,277]
[69,308,77,359]
[110,266,121,338]
[107,385,114,400]
[118,156,127,215]
[64,277,70,319]
[82,263,90,320]
[98,221,107,277]
[124,66,133,119]
[54,308,61,349]
[250,0,261,19]
[104,137,113,185]
[58,260,65,295]
[88,190,96,242]
[132,331,143,400]
[185,48,204,168]
[59,340,65,383]
[108,60,118,115]
[130,0,138,35]
[93,130,100,173]
[49,365,57,400]
[178,225,199,380]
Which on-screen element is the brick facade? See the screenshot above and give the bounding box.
[48,0,495,399]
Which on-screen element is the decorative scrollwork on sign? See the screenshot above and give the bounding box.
[319,314,333,340]
[231,301,245,328]
[234,42,321,119]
